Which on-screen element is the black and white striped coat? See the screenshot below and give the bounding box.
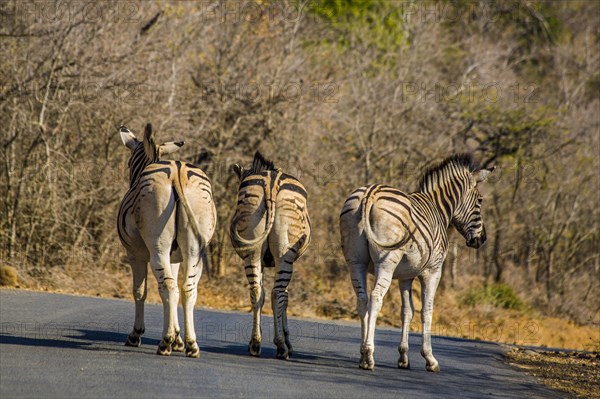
[230,151,311,359]
[340,154,494,372]
[117,124,216,358]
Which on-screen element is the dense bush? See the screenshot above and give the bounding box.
[460,283,524,310]
[1,0,598,325]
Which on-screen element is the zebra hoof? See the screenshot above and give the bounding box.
[359,361,375,370]
[248,339,261,357]
[359,353,375,370]
[125,335,141,347]
[275,344,289,360]
[157,340,172,356]
[359,359,375,370]
[285,338,293,357]
[172,335,185,352]
[426,363,440,372]
[398,359,410,369]
[185,341,200,358]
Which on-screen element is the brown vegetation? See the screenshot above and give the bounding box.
[1,1,598,348]
[0,265,18,287]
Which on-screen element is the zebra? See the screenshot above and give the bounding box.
[339,154,494,372]
[229,151,311,359]
[117,123,216,358]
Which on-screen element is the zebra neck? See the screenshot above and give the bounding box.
[128,152,155,188]
[412,189,457,228]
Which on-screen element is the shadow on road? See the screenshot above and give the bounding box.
[0,328,164,353]
[201,342,277,358]
[0,332,96,350]
[67,328,160,347]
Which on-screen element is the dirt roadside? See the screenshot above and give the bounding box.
[506,347,600,399]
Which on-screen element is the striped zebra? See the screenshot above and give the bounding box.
[230,151,311,359]
[117,123,216,358]
[339,154,494,372]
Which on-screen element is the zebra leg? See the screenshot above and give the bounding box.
[362,261,396,370]
[350,264,369,367]
[419,269,442,372]
[169,262,184,353]
[179,251,203,358]
[398,278,414,369]
[126,259,147,347]
[150,252,179,356]
[282,246,299,357]
[245,258,264,356]
[272,256,293,360]
[282,300,292,357]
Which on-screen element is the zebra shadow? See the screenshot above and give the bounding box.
[0,328,162,353]
[66,328,159,347]
[200,342,276,358]
[0,332,97,351]
[200,342,324,362]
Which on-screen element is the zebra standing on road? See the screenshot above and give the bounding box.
[117,123,216,358]
[339,154,494,372]
[230,151,311,359]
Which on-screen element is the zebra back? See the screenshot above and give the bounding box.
[361,184,414,250]
[230,169,283,249]
[230,151,310,257]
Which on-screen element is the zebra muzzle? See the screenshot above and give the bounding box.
[466,228,486,249]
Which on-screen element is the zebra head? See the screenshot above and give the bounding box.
[119,123,184,185]
[231,151,277,181]
[451,166,495,249]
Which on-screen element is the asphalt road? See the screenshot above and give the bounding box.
[0,289,562,399]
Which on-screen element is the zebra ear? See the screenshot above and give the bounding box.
[158,141,184,157]
[119,126,138,150]
[231,164,243,179]
[475,166,496,183]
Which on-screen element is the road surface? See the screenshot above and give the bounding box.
[0,290,562,398]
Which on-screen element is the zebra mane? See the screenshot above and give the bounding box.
[250,151,276,173]
[417,153,477,192]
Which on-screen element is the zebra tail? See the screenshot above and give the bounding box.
[172,178,207,254]
[230,170,282,249]
[361,186,407,250]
